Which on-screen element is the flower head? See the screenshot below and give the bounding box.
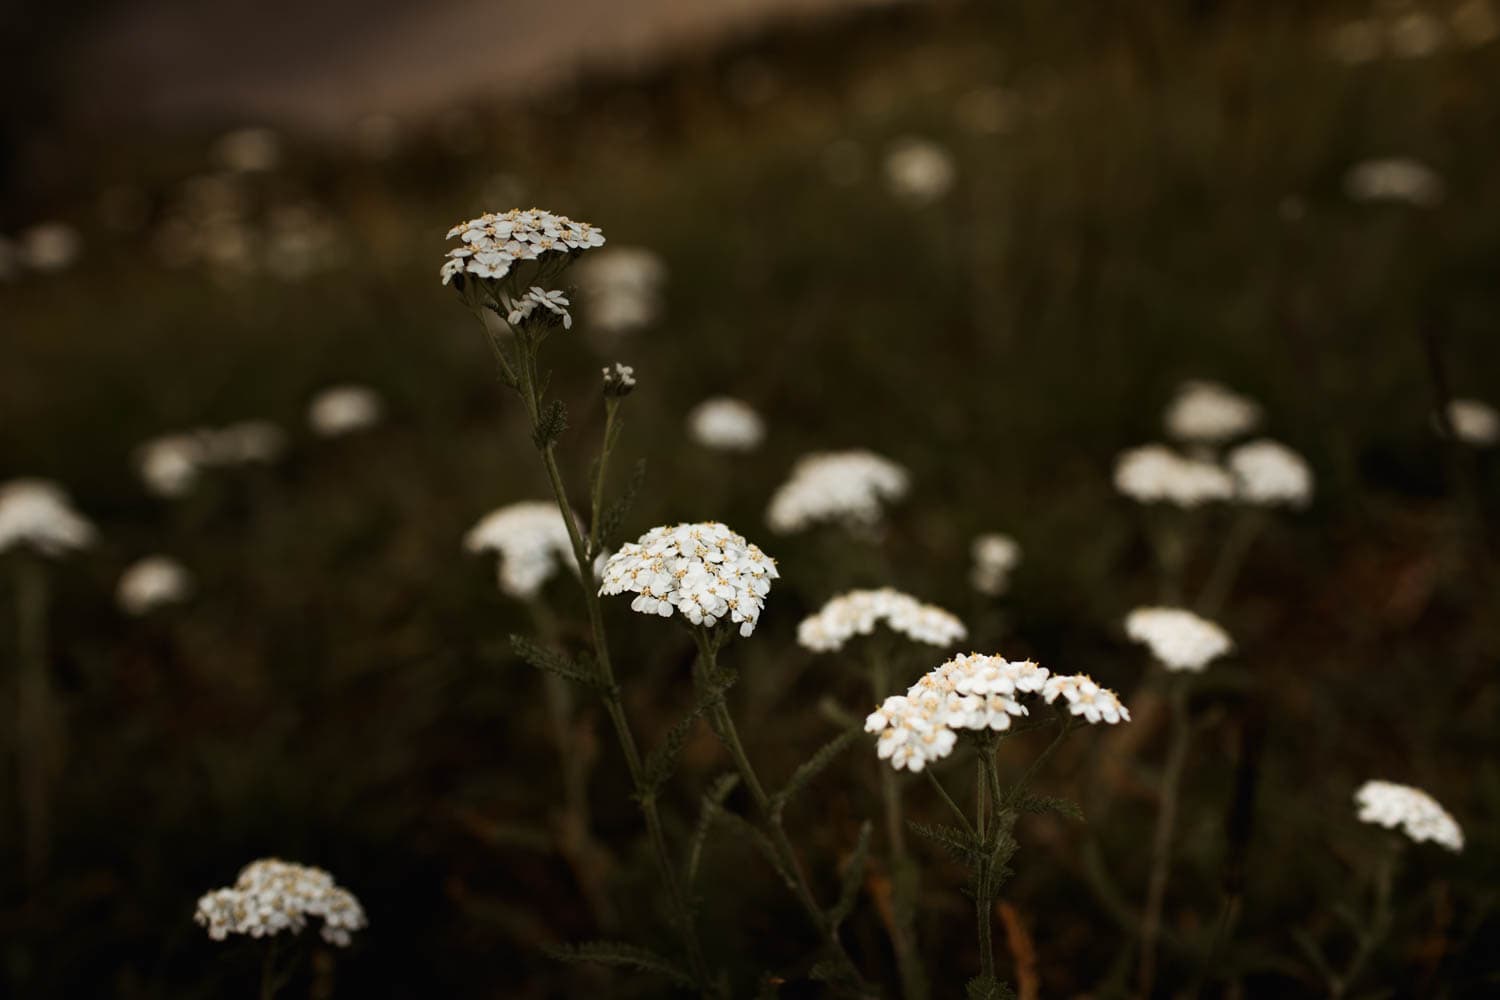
[1041,674,1131,724]
[1114,445,1234,507]
[0,479,96,557]
[599,521,777,636]
[1344,158,1445,208]
[797,588,966,653]
[441,208,604,286]
[970,533,1021,596]
[1354,781,1463,851]
[117,556,194,615]
[575,246,667,335]
[1163,380,1261,445]
[465,502,580,601]
[767,450,909,534]
[135,422,286,498]
[864,695,959,773]
[308,385,384,438]
[18,222,82,273]
[602,363,637,398]
[509,286,572,329]
[1445,398,1499,447]
[687,397,765,452]
[194,858,367,946]
[1125,607,1232,672]
[885,137,956,203]
[1228,439,1313,507]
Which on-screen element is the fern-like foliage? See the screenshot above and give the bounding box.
[642,668,738,793]
[769,725,861,822]
[545,940,696,990]
[532,398,569,449]
[509,635,613,695]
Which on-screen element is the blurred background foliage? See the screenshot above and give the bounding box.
[2,0,1498,996]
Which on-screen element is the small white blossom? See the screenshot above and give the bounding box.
[1164,380,1261,445]
[798,588,966,653]
[885,137,956,203]
[864,694,958,773]
[767,450,909,534]
[1114,445,1235,507]
[1228,439,1313,507]
[601,363,636,397]
[1355,781,1464,851]
[970,533,1021,596]
[1445,398,1499,446]
[18,222,82,273]
[687,397,765,452]
[1344,158,1445,208]
[1387,11,1446,58]
[1041,673,1131,724]
[135,434,209,498]
[117,556,194,615]
[465,502,580,601]
[308,385,384,438]
[207,421,287,465]
[441,208,604,286]
[509,286,572,328]
[194,858,367,946]
[599,522,778,637]
[575,247,667,335]
[0,479,96,557]
[1125,607,1232,672]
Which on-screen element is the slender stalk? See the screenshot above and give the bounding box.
[974,750,997,981]
[1330,843,1399,1000]
[15,556,55,884]
[259,937,280,1000]
[1138,679,1193,998]
[924,769,978,840]
[871,655,929,1000]
[1195,510,1264,617]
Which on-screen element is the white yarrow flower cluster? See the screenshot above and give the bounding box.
[18,222,82,273]
[1344,158,1445,208]
[599,522,778,637]
[1126,607,1232,672]
[1354,781,1464,851]
[687,397,765,452]
[1163,380,1262,445]
[797,588,966,653]
[194,858,367,946]
[0,479,97,557]
[507,286,573,329]
[1040,673,1132,724]
[1114,445,1234,507]
[1445,398,1499,447]
[440,208,604,285]
[308,385,384,438]
[767,450,910,533]
[885,137,956,204]
[970,533,1021,596]
[602,363,637,396]
[1228,439,1313,507]
[575,247,668,335]
[135,422,287,498]
[117,556,194,616]
[465,502,580,601]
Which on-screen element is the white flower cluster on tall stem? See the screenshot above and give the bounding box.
[866,653,1127,771]
[1445,398,1499,446]
[116,556,194,615]
[308,385,384,438]
[1125,607,1233,672]
[194,858,367,946]
[1227,439,1313,507]
[600,521,778,636]
[688,397,765,452]
[970,533,1021,596]
[797,588,966,652]
[885,137,956,203]
[135,422,287,498]
[0,479,96,557]
[465,501,583,601]
[767,450,909,533]
[574,246,667,335]
[1343,158,1445,208]
[441,208,605,285]
[1354,781,1464,851]
[1114,444,1234,507]
[1163,380,1261,445]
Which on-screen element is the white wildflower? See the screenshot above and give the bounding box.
[797,588,966,653]
[465,502,579,601]
[18,222,81,273]
[1387,11,1446,58]
[767,450,910,533]
[308,385,384,438]
[116,556,194,615]
[601,363,636,397]
[1445,398,1499,446]
[441,208,605,286]
[1114,445,1235,507]
[135,434,209,498]
[0,479,96,557]
[215,128,281,172]
[864,694,958,773]
[1125,607,1232,672]
[194,858,367,946]
[509,286,572,329]
[1041,673,1131,724]
[1228,439,1313,507]
[1163,380,1261,445]
[207,421,287,465]
[1344,158,1445,208]
[575,247,667,335]
[885,137,956,203]
[687,397,765,452]
[970,533,1021,597]
[1355,781,1464,851]
[599,521,778,637]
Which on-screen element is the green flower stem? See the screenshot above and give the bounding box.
[1330,841,1400,1000]
[923,769,978,840]
[259,937,280,1000]
[1138,678,1193,998]
[15,555,54,884]
[1195,509,1265,617]
[871,654,929,1000]
[974,749,998,981]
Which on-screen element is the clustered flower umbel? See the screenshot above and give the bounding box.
[1227,439,1313,507]
[574,246,667,336]
[440,208,604,286]
[0,479,97,557]
[1163,380,1262,445]
[687,397,765,452]
[1343,158,1445,208]
[602,363,636,397]
[1114,444,1234,507]
[465,501,582,601]
[766,450,910,534]
[797,588,966,653]
[194,858,367,946]
[135,422,287,498]
[1445,398,1499,447]
[116,556,194,616]
[599,521,777,637]
[308,385,384,438]
[866,654,1128,771]
[1125,607,1233,673]
[1355,781,1464,852]
[970,533,1021,597]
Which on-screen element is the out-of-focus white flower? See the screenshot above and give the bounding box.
[1125,607,1232,672]
[574,247,667,336]
[215,128,281,172]
[308,385,384,438]
[0,479,96,557]
[687,397,765,452]
[970,533,1021,596]
[1041,674,1131,724]
[1327,18,1385,63]
[117,556,194,615]
[885,137,956,203]
[798,588,966,652]
[1387,11,1446,57]
[209,421,287,465]
[1114,445,1235,507]
[1164,380,1261,445]
[599,522,777,637]
[1355,781,1464,851]
[1451,0,1500,46]
[1445,398,1499,446]
[1228,439,1314,507]
[767,450,910,533]
[1344,158,1445,208]
[18,222,82,273]
[194,858,367,946]
[465,501,580,601]
[441,209,605,286]
[135,434,208,498]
